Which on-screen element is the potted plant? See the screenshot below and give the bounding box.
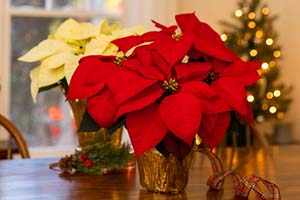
[19,18,146,173]
[67,12,261,193]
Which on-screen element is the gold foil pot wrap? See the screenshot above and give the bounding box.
[78,127,123,147]
[68,98,123,148]
[77,129,108,147]
[109,127,123,147]
[137,148,192,194]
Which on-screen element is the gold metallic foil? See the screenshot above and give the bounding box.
[137,148,192,194]
[68,98,122,148]
[77,129,108,147]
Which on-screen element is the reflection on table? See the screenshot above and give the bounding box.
[0,145,299,199]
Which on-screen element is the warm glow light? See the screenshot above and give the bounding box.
[241,55,249,61]
[277,112,284,119]
[266,92,274,99]
[247,95,255,102]
[269,60,276,67]
[262,103,268,110]
[266,38,274,45]
[48,106,63,121]
[256,115,265,123]
[261,7,270,15]
[255,30,264,38]
[220,33,228,41]
[248,12,256,19]
[235,9,243,17]
[274,90,281,97]
[261,62,269,70]
[273,50,281,58]
[269,106,277,113]
[244,32,252,40]
[250,49,258,57]
[237,39,243,46]
[248,21,256,29]
[257,69,263,76]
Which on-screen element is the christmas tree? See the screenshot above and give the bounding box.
[220,0,292,124]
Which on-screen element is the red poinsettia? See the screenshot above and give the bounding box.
[67,13,260,159]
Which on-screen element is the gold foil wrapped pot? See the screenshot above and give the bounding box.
[137,148,192,193]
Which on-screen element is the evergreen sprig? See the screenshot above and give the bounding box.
[74,142,134,175]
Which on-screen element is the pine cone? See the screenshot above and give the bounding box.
[58,155,77,175]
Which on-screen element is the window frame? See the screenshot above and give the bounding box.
[0,0,178,155]
[0,0,121,144]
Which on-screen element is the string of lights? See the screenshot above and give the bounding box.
[220,0,292,123]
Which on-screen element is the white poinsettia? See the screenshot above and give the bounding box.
[85,23,146,56]
[18,18,147,102]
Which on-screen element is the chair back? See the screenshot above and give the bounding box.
[0,114,30,159]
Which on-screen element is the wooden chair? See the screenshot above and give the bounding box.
[0,114,30,159]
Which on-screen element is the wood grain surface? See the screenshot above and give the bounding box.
[0,145,299,200]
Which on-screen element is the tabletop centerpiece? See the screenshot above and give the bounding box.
[66,12,261,193]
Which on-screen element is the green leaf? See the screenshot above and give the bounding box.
[59,78,69,94]
[107,115,126,135]
[155,141,170,159]
[78,110,101,132]
[37,78,68,94]
[38,82,60,93]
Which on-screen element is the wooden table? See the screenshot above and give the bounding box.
[0,145,299,200]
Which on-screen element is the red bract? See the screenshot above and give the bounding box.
[67,12,260,159]
[175,12,240,63]
[210,61,261,122]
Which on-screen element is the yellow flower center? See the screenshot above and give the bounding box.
[114,52,126,66]
[67,39,88,55]
[114,56,127,66]
[163,78,179,91]
[172,34,181,40]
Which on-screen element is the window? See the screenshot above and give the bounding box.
[1,0,123,153]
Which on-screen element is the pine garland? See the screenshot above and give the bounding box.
[53,142,134,175]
